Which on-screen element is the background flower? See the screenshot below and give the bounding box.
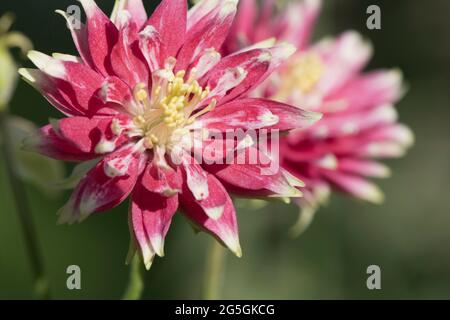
[225,0,413,235]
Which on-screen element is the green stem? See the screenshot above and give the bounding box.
[0,110,49,299]
[122,254,144,300]
[202,239,226,300]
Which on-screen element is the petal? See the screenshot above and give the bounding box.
[141,160,182,196]
[57,144,145,224]
[278,0,321,50]
[180,153,209,201]
[112,0,148,30]
[129,203,155,270]
[196,98,321,131]
[223,0,258,53]
[307,103,398,139]
[206,147,303,198]
[177,0,237,71]
[327,69,404,111]
[131,179,178,258]
[322,170,385,204]
[203,48,271,104]
[23,116,131,161]
[79,0,119,76]
[19,68,85,116]
[25,51,115,116]
[180,174,241,256]
[110,11,149,87]
[338,158,391,178]
[55,9,95,69]
[138,25,164,72]
[99,76,132,106]
[314,31,373,95]
[145,0,187,60]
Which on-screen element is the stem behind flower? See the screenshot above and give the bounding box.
[0,109,49,299]
[122,254,145,300]
[202,238,226,300]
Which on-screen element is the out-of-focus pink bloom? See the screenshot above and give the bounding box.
[225,0,414,234]
[19,0,321,267]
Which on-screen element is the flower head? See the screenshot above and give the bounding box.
[225,0,414,235]
[20,0,320,267]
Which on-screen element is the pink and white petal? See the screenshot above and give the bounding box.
[180,153,209,201]
[23,116,131,161]
[23,124,96,162]
[58,144,145,224]
[145,0,187,60]
[188,49,222,79]
[141,161,182,196]
[112,0,148,30]
[138,25,164,72]
[359,141,408,159]
[177,0,237,71]
[196,98,321,131]
[180,174,241,256]
[206,147,302,198]
[132,180,178,257]
[27,51,113,116]
[55,10,95,69]
[278,0,321,50]
[56,116,131,155]
[224,0,258,53]
[322,171,385,204]
[314,31,373,95]
[187,0,222,30]
[99,76,132,106]
[307,104,398,139]
[79,0,119,76]
[129,198,155,270]
[327,69,404,111]
[110,11,149,87]
[203,49,271,104]
[363,123,415,149]
[338,158,391,178]
[19,68,85,116]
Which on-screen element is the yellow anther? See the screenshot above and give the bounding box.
[133,115,146,126]
[176,70,186,79]
[136,89,148,102]
[275,52,325,100]
[129,61,217,151]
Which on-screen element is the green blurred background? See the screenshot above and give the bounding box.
[0,0,449,299]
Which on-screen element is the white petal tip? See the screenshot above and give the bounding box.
[277,42,297,59]
[151,236,165,257]
[289,206,317,238]
[233,244,242,258]
[362,185,385,204]
[28,50,66,78]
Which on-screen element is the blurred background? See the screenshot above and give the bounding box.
[0,0,449,299]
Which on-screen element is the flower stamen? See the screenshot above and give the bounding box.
[128,57,214,151]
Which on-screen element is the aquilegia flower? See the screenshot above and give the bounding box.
[19,0,320,268]
[225,0,414,234]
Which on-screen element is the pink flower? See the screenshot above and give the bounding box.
[19,0,321,268]
[225,0,414,234]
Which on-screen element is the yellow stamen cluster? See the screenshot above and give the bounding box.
[274,52,325,100]
[129,59,215,150]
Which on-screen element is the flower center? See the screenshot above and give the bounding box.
[128,57,216,150]
[274,52,325,100]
